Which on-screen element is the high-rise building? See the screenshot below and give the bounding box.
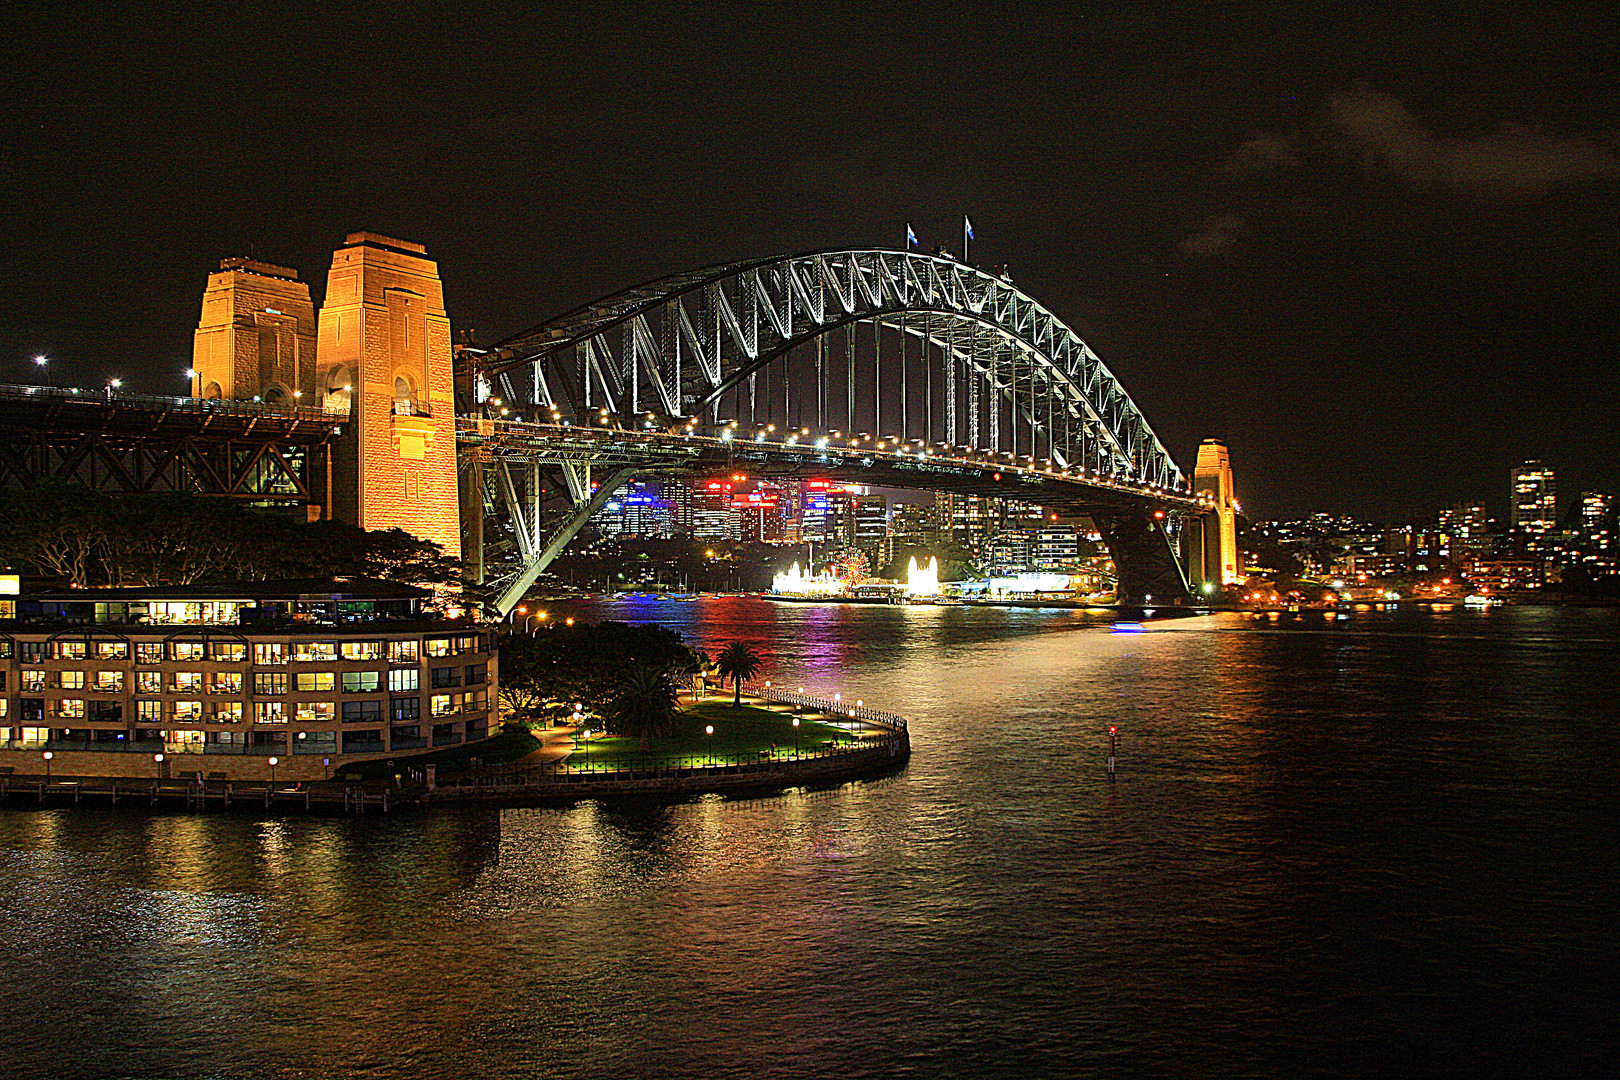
[1032,526,1082,569]
[939,492,996,553]
[733,482,785,543]
[1438,504,1489,539]
[889,501,939,548]
[853,495,888,555]
[1579,491,1613,536]
[692,480,737,541]
[1511,461,1557,535]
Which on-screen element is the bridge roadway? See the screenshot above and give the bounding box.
[455,416,1208,515]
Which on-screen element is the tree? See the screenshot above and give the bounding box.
[714,640,764,705]
[603,665,679,751]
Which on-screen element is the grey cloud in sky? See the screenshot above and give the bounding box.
[1330,84,1620,201]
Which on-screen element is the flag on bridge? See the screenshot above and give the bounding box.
[964,216,975,240]
[906,223,918,249]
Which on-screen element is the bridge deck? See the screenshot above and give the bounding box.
[456,418,1205,513]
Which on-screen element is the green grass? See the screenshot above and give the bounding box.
[348,725,542,781]
[569,701,856,770]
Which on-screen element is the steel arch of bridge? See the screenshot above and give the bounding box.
[471,249,1185,492]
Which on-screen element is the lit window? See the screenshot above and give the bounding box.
[255,643,287,666]
[293,642,338,662]
[135,642,163,665]
[255,701,287,724]
[170,641,206,661]
[57,699,86,718]
[341,641,383,661]
[342,671,381,693]
[388,640,420,664]
[55,641,87,661]
[137,700,163,722]
[57,670,86,690]
[171,672,204,693]
[295,672,336,692]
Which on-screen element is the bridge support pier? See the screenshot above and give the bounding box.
[1093,510,1192,605]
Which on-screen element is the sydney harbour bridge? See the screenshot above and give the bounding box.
[459,248,1209,613]
[0,239,1223,613]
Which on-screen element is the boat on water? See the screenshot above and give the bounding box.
[1463,594,1503,608]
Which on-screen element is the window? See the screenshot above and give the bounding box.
[171,672,204,693]
[390,697,420,722]
[254,673,287,695]
[388,639,419,664]
[388,668,419,692]
[342,700,383,723]
[342,671,380,693]
[464,663,487,686]
[293,641,338,662]
[431,666,461,688]
[430,693,459,717]
[0,641,11,659]
[20,641,45,663]
[135,642,164,665]
[255,701,287,724]
[57,699,86,718]
[211,672,243,695]
[295,672,335,692]
[341,641,382,661]
[95,641,129,660]
[425,637,452,658]
[54,641,87,661]
[137,670,163,694]
[88,700,122,722]
[21,699,45,722]
[255,642,287,666]
[213,642,247,662]
[294,701,335,723]
[170,641,206,661]
[57,670,86,690]
[21,670,46,692]
[456,635,482,654]
[467,690,487,711]
[212,701,243,722]
[92,670,124,693]
[173,700,203,721]
[0,699,6,717]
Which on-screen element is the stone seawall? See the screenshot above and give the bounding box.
[429,729,910,805]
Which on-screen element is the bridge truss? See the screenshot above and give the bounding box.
[457,249,1198,612]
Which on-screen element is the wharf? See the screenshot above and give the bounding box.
[0,774,421,814]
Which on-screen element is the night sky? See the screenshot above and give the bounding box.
[3,3,1616,519]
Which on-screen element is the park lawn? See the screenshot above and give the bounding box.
[347,724,542,781]
[570,702,854,769]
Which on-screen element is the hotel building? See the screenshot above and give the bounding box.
[0,577,497,780]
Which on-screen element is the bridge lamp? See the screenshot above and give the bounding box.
[815,437,827,449]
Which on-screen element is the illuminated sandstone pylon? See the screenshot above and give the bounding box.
[315,233,460,556]
[191,258,317,405]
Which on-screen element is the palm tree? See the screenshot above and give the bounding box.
[715,641,764,705]
[604,665,679,751]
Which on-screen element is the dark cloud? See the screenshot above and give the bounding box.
[1217,132,1300,182]
[1330,84,1620,201]
[1178,213,1250,257]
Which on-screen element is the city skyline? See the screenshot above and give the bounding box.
[2,5,1615,520]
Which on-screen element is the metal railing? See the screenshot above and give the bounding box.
[739,682,907,731]
[0,382,335,423]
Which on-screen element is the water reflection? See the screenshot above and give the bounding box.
[3,603,1619,1078]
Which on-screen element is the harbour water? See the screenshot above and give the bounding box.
[2,600,1616,1078]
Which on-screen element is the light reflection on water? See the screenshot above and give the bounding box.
[2,602,1618,1079]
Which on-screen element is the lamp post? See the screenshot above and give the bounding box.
[704,724,714,766]
[106,377,122,401]
[581,729,591,770]
[42,750,53,782]
[792,716,800,757]
[34,355,50,387]
[267,756,279,786]
[153,752,164,779]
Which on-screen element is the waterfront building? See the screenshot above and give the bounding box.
[1032,526,1082,570]
[0,578,497,781]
